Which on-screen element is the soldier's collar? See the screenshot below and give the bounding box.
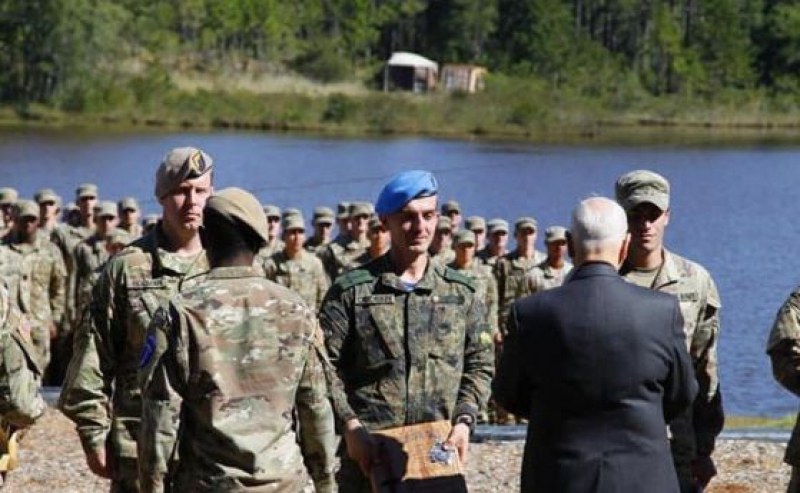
[377,254,437,292]
[207,265,262,280]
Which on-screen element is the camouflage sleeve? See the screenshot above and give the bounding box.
[295,322,337,493]
[454,292,494,421]
[690,274,724,458]
[663,299,699,423]
[49,248,67,324]
[492,303,529,417]
[139,304,184,493]
[486,272,500,336]
[768,289,800,397]
[494,259,510,335]
[58,263,117,453]
[261,257,277,281]
[318,283,359,426]
[314,262,330,313]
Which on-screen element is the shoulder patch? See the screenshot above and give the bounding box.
[139,331,157,368]
[442,266,476,291]
[334,269,375,290]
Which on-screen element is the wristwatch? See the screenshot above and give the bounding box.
[453,414,476,434]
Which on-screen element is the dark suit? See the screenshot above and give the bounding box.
[493,262,697,493]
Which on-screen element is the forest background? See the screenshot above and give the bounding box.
[2,0,799,140]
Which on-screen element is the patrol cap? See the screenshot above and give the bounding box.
[94,201,118,218]
[465,216,486,232]
[282,207,302,219]
[515,216,538,232]
[35,188,60,206]
[336,202,351,220]
[118,197,139,212]
[453,229,476,247]
[262,204,281,219]
[0,188,18,206]
[76,183,98,199]
[615,170,670,211]
[14,200,39,219]
[349,201,374,218]
[312,206,335,225]
[436,216,452,232]
[375,170,438,216]
[441,200,461,215]
[154,147,213,198]
[368,217,385,232]
[205,187,269,243]
[544,226,568,243]
[487,218,509,234]
[283,214,305,231]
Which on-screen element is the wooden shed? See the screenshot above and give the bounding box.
[383,52,439,93]
[440,64,487,93]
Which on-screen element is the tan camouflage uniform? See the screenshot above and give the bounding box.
[319,253,494,492]
[72,234,113,328]
[621,249,723,487]
[4,231,67,368]
[51,224,94,329]
[139,266,336,493]
[257,238,285,260]
[318,236,369,283]
[448,259,499,336]
[120,223,143,240]
[261,250,330,312]
[495,249,547,335]
[767,286,800,491]
[526,260,573,294]
[59,227,209,493]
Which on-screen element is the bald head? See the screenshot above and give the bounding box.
[570,197,629,267]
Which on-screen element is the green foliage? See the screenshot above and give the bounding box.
[322,93,357,123]
[292,45,352,83]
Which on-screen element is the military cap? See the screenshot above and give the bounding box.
[283,214,305,231]
[336,202,351,220]
[0,188,18,206]
[154,147,213,198]
[282,207,302,219]
[35,188,61,206]
[487,218,509,234]
[312,206,335,225]
[142,214,160,227]
[368,217,384,232]
[453,229,476,247]
[14,200,39,219]
[436,216,452,232]
[107,228,131,246]
[94,201,118,218]
[349,201,374,218]
[65,201,79,213]
[515,216,538,232]
[465,216,486,232]
[262,204,281,219]
[118,197,139,212]
[205,187,269,243]
[615,169,670,211]
[544,226,568,243]
[375,170,438,216]
[441,200,461,214]
[76,183,99,199]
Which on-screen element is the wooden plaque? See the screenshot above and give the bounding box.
[370,420,468,493]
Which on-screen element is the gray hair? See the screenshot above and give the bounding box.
[570,197,628,252]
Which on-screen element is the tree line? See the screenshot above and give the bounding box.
[1,0,799,108]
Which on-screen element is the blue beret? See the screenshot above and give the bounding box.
[375,170,438,215]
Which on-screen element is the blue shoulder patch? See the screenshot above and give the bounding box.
[139,332,157,368]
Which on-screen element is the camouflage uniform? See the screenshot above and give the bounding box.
[139,266,336,493]
[526,260,573,294]
[120,223,143,240]
[257,238,285,260]
[495,250,547,335]
[3,232,67,368]
[767,287,800,491]
[430,247,455,266]
[318,236,369,283]
[261,250,329,312]
[448,260,499,336]
[59,227,209,492]
[51,223,94,329]
[319,254,494,492]
[72,234,113,325]
[621,249,723,489]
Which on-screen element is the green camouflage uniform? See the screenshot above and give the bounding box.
[139,266,337,493]
[494,249,547,335]
[767,286,800,491]
[318,236,369,283]
[319,253,494,492]
[4,232,67,368]
[448,260,499,336]
[59,227,209,492]
[621,249,723,489]
[260,250,330,312]
[526,260,573,294]
[72,234,113,328]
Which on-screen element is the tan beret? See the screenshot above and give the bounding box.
[205,187,269,243]
[154,147,213,198]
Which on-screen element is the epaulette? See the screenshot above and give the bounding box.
[442,266,476,292]
[334,269,375,290]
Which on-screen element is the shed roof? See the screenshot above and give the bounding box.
[387,52,438,71]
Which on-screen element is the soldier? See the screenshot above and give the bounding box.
[477,218,508,267]
[353,217,390,267]
[141,214,159,235]
[429,216,455,265]
[0,188,18,237]
[139,188,336,493]
[318,201,372,281]
[334,201,351,242]
[72,201,119,324]
[34,188,62,233]
[449,230,499,338]
[261,214,329,311]
[59,146,213,493]
[319,170,494,492]
[117,198,143,239]
[0,283,46,485]
[526,226,573,294]
[615,170,723,492]
[63,202,80,227]
[3,200,67,370]
[440,199,462,232]
[304,206,335,254]
[465,215,487,252]
[259,204,284,258]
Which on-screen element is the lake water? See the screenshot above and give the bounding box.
[1,127,798,418]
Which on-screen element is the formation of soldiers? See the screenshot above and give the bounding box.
[0,148,737,493]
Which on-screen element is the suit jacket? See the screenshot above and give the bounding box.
[493,262,697,493]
